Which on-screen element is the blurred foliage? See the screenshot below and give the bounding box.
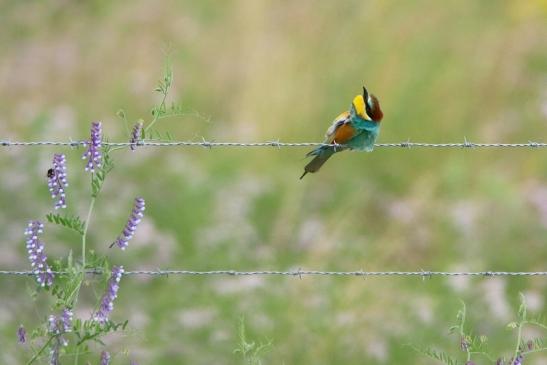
[1,0,546,364]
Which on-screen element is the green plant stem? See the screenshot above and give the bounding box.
[74,346,79,365]
[144,89,168,133]
[514,322,523,360]
[82,196,96,269]
[27,335,55,365]
[458,302,471,362]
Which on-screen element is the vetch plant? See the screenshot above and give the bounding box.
[411,294,547,364]
[18,64,190,364]
[19,121,146,364]
[116,58,206,146]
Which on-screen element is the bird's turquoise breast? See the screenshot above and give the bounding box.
[347,119,380,151]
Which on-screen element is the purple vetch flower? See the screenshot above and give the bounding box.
[17,325,26,344]
[82,121,102,172]
[112,198,145,250]
[24,221,54,287]
[47,308,72,350]
[48,154,68,209]
[46,309,73,365]
[513,354,523,365]
[130,121,143,151]
[100,351,111,365]
[93,266,124,324]
[60,308,73,332]
[47,156,68,208]
[48,314,58,334]
[130,360,139,365]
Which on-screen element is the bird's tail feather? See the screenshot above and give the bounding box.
[300,149,335,179]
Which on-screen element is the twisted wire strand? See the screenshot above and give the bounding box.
[0,140,546,149]
[1,270,546,277]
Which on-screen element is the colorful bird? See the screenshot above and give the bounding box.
[300,86,384,179]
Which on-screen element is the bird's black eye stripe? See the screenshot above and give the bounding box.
[362,86,373,119]
[365,99,373,119]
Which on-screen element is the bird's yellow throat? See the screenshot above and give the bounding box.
[352,95,371,120]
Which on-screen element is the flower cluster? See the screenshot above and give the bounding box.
[513,354,523,365]
[46,308,73,364]
[48,154,68,209]
[17,325,26,344]
[113,198,145,250]
[101,351,111,365]
[82,121,102,172]
[48,308,73,342]
[130,121,143,151]
[24,221,54,287]
[93,266,124,324]
[60,308,73,332]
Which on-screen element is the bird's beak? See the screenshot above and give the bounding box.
[362,86,369,101]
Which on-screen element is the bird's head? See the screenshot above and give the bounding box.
[351,86,384,122]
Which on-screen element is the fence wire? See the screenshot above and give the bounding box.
[1,139,547,149]
[1,269,546,278]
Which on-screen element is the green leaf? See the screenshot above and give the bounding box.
[408,345,462,365]
[46,213,85,235]
[526,317,547,331]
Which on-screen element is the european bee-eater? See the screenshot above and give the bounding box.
[300,86,384,179]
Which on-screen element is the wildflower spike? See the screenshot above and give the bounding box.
[100,351,111,365]
[24,221,54,287]
[48,154,68,209]
[82,121,102,172]
[17,325,26,344]
[130,121,144,151]
[112,197,145,250]
[93,266,124,323]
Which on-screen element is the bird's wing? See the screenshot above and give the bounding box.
[324,111,356,144]
[324,111,351,142]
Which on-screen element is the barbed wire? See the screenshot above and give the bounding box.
[1,269,546,278]
[1,139,546,149]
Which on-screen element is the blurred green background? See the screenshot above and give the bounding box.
[1,1,547,364]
